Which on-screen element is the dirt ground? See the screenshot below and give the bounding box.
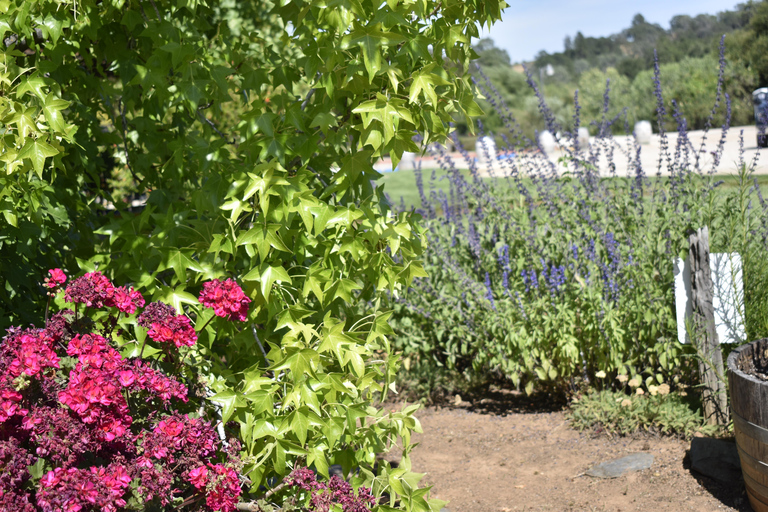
[391,389,751,512]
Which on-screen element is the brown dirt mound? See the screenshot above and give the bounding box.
[389,390,749,511]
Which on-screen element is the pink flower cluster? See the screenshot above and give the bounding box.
[6,328,60,379]
[112,286,146,314]
[136,301,197,347]
[288,466,377,512]
[58,334,188,441]
[188,463,241,512]
[139,413,218,462]
[64,271,145,314]
[199,279,251,322]
[37,464,131,512]
[147,313,197,347]
[65,271,116,308]
[0,270,243,512]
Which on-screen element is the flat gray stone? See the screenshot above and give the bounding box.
[586,452,654,478]
[690,437,742,483]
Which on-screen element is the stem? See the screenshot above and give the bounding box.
[199,313,216,335]
[44,294,51,324]
[236,479,291,511]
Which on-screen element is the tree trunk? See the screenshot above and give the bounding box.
[688,226,729,426]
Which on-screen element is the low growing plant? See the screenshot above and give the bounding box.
[568,381,717,438]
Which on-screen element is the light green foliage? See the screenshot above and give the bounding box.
[568,388,717,438]
[577,68,633,129]
[631,56,752,130]
[0,0,506,507]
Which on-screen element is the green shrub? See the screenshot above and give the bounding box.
[0,0,507,509]
[390,49,768,398]
[569,387,717,438]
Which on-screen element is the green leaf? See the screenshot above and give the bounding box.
[209,389,238,424]
[272,348,319,376]
[257,264,292,298]
[291,408,310,446]
[310,112,338,131]
[18,138,58,178]
[308,447,329,478]
[41,13,65,44]
[28,458,47,480]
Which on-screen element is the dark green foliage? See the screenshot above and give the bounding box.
[728,0,768,85]
[534,7,754,81]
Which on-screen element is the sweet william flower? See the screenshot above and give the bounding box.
[147,314,197,348]
[64,272,116,308]
[109,286,145,314]
[45,268,67,289]
[199,279,251,322]
[188,465,209,490]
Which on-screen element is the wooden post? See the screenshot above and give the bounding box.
[688,226,729,427]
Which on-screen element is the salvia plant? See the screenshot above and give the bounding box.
[391,39,768,396]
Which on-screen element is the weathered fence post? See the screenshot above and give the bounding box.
[688,226,729,426]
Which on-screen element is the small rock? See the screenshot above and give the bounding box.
[635,120,652,144]
[689,437,742,483]
[586,453,654,478]
[539,130,556,153]
[576,127,590,151]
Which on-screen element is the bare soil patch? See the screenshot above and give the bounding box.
[390,389,750,511]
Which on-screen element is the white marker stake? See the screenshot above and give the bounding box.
[674,253,746,344]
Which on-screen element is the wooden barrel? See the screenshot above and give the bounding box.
[728,338,768,512]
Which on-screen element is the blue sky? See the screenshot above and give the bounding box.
[478,0,746,63]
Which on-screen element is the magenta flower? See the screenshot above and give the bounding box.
[64,271,116,308]
[199,279,251,322]
[45,268,67,289]
[1,275,243,511]
[147,314,197,348]
[188,465,209,490]
[109,286,145,314]
[190,463,241,512]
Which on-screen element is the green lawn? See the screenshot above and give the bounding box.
[379,168,768,211]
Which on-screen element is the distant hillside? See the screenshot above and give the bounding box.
[460,2,767,143]
[531,4,755,81]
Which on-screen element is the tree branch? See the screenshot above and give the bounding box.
[301,88,315,111]
[235,479,291,511]
[197,100,237,145]
[117,97,144,187]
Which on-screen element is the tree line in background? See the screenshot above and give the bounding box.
[462,0,768,140]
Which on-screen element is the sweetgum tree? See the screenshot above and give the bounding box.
[0,0,506,509]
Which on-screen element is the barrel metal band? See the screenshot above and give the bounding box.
[744,470,768,507]
[734,411,768,445]
[738,442,768,477]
